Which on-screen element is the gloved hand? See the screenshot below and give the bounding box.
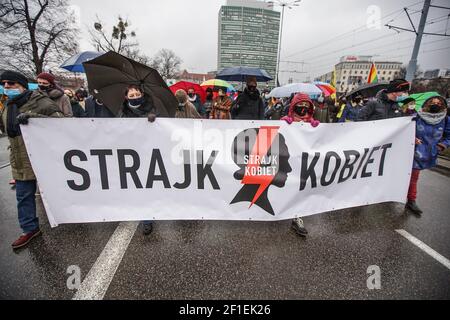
[310,120,320,127]
[147,113,156,123]
[17,113,31,125]
[283,117,293,125]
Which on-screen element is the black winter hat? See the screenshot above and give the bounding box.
[0,70,29,89]
[385,79,410,94]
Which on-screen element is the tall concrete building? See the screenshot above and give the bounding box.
[218,0,280,83]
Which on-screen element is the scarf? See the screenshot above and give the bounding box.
[6,90,32,138]
[417,110,447,125]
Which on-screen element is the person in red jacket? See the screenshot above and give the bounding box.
[281,93,320,237]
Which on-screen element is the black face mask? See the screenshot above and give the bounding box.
[295,106,308,116]
[247,85,257,92]
[428,104,441,114]
[39,85,51,92]
[206,93,213,99]
[188,93,195,98]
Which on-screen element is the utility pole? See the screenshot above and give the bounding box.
[406,0,431,82]
[385,0,450,82]
[269,0,301,86]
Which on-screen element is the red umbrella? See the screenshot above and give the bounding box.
[169,81,206,103]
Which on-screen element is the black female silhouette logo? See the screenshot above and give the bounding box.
[230,126,292,215]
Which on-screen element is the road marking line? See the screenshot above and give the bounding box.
[396,229,450,270]
[73,221,139,300]
[0,162,11,169]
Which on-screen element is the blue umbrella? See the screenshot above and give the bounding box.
[60,51,103,73]
[216,66,273,82]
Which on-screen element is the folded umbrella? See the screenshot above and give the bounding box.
[216,66,273,82]
[60,51,103,73]
[169,81,206,103]
[83,51,177,117]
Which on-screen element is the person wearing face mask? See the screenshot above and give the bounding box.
[175,89,201,119]
[264,97,284,120]
[187,87,204,117]
[231,76,265,120]
[203,87,214,119]
[339,95,364,122]
[357,79,410,121]
[119,85,164,235]
[313,94,331,123]
[84,93,115,118]
[281,93,320,237]
[210,88,233,120]
[405,93,450,216]
[64,89,86,118]
[36,72,72,117]
[0,70,63,249]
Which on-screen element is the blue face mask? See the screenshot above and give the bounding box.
[395,94,409,102]
[3,88,22,99]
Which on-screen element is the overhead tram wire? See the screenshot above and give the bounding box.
[283,0,425,59]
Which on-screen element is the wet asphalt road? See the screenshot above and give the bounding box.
[0,135,449,300]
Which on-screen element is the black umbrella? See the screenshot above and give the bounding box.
[216,66,273,82]
[83,51,177,117]
[345,82,389,99]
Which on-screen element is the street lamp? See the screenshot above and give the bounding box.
[268,0,301,86]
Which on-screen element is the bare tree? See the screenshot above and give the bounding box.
[90,16,149,64]
[0,0,79,78]
[150,49,182,80]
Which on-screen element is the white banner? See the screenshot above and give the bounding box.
[21,117,415,227]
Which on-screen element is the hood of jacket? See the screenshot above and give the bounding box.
[288,93,314,118]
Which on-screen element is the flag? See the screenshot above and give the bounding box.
[331,68,337,103]
[367,63,378,84]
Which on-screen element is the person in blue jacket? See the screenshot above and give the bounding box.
[406,92,450,215]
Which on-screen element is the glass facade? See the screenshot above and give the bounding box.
[218,5,280,83]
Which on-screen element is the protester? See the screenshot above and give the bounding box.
[64,89,86,118]
[75,88,87,109]
[231,76,264,120]
[406,93,450,215]
[0,70,62,249]
[281,93,320,237]
[187,87,204,117]
[85,94,115,118]
[339,95,364,122]
[36,72,72,117]
[264,97,284,120]
[175,89,201,119]
[203,87,214,119]
[210,88,233,120]
[119,85,159,235]
[357,79,410,121]
[313,94,330,123]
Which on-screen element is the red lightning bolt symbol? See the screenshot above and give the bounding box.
[242,126,280,208]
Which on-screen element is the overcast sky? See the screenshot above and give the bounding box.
[70,0,450,84]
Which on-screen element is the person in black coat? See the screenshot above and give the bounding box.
[120,85,159,235]
[64,89,86,118]
[84,95,115,118]
[231,76,265,120]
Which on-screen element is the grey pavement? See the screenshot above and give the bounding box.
[0,135,449,300]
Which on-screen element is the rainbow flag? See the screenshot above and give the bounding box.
[367,63,378,84]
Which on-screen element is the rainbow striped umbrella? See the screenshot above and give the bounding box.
[314,82,336,97]
[200,79,235,92]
